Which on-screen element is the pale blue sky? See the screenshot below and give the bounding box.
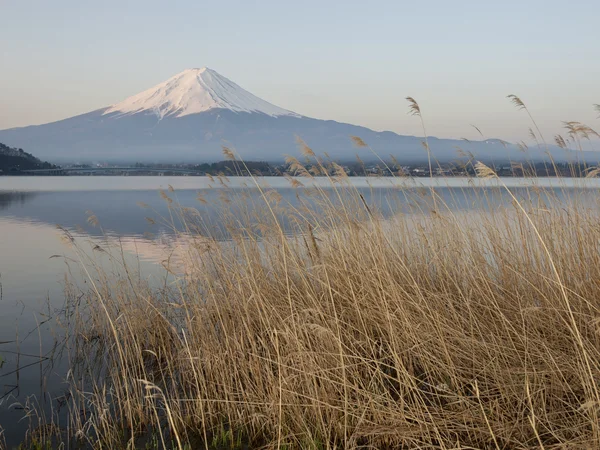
[1,0,599,142]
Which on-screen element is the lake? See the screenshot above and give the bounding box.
[1,175,599,446]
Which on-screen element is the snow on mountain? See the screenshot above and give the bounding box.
[103,67,300,119]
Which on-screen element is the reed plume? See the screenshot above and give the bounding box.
[222,146,236,161]
[406,96,421,116]
[555,134,568,149]
[350,135,367,148]
[295,135,316,157]
[507,94,526,110]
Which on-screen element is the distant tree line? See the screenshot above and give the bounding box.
[191,161,274,175]
[133,160,275,176]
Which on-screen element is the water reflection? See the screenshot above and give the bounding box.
[0,191,37,211]
[1,184,591,240]
[0,218,72,444]
[0,216,177,445]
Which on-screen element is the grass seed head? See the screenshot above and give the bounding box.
[351,136,367,148]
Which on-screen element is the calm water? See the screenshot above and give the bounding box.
[0,175,599,445]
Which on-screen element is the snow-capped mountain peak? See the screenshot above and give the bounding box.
[103,67,299,119]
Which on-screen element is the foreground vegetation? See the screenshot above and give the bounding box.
[5,100,600,449]
[15,174,600,448]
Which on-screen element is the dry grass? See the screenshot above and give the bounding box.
[9,101,600,450]
[35,167,600,450]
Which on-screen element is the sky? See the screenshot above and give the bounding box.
[1,0,599,143]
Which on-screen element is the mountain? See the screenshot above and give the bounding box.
[0,68,590,164]
[104,68,299,119]
[0,142,57,173]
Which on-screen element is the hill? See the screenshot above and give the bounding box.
[0,142,57,174]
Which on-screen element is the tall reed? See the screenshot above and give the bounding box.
[8,104,600,450]
[34,169,600,450]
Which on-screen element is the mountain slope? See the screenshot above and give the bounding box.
[0,68,589,163]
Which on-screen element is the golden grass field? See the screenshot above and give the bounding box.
[8,98,600,449]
